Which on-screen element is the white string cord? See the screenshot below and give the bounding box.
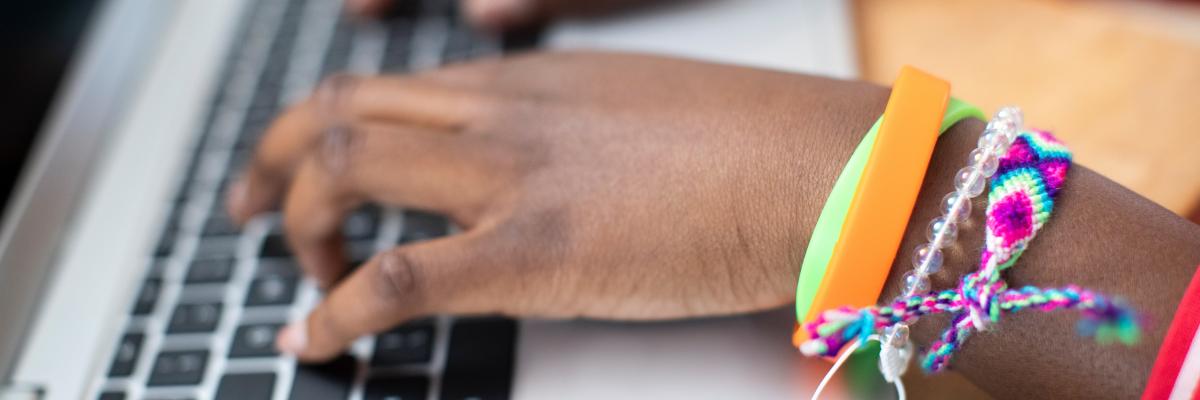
[810,335,907,400]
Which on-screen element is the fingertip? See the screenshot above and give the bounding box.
[345,0,392,18]
[225,179,250,223]
[463,0,536,32]
[276,320,308,356]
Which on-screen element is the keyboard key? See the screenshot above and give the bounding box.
[167,303,222,333]
[256,258,300,277]
[195,237,239,257]
[399,211,447,244]
[108,333,144,377]
[132,278,161,315]
[155,229,176,257]
[287,355,356,400]
[148,350,208,386]
[202,216,240,237]
[229,324,283,358]
[260,234,291,257]
[440,318,517,400]
[364,376,429,400]
[344,207,381,240]
[245,276,298,306]
[185,258,234,284]
[371,321,434,366]
[216,373,275,400]
[98,392,125,400]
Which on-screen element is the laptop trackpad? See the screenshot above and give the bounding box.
[513,307,831,399]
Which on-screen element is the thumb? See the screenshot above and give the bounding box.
[277,230,500,362]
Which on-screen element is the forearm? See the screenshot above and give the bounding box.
[877,118,1200,399]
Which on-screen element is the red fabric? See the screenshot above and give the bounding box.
[1144,265,1200,399]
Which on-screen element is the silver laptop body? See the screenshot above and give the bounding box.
[1,0,858,398]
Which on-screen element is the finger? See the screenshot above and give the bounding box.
[228,74,495,224]
[277,232,501,361]
[463,0,538,32]
[345,0,394,17]
[282,124,507,288]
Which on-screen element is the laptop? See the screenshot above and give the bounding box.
[0,0,858,399]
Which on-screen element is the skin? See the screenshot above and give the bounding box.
[227,51,1200,399]
[345,0,658,31]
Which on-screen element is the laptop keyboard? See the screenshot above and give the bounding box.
[93,0,524,398]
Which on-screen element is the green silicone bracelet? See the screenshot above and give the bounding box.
[794,98,985,322]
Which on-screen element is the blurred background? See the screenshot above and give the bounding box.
[857,0,1200,223]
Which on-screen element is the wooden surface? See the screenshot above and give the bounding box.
[853,0,1200,398]
[856,0,1200,216]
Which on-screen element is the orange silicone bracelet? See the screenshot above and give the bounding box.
[802,66,950,325]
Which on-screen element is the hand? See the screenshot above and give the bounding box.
[345,0,659,31]
[227,51,890,361]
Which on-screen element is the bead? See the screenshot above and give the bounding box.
[977,129,1000,150]
[927,216,958,248]
[980,128,1012,156]
[879,324,914,383]
[883,324,911,347]
[986,117,1018,137]
[913,244,944,274]
[902,271,931,295]
[942,192,972,223]
[955,167,986,197]
[996,106,1024,130]
[968,148,999,177]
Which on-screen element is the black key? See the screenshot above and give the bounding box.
[399,211,448,244]
[147,350,208,386]
[202,216,240,237]
[440,318,517,400]
[380,21,415,71]
[256,258,300,277]
[229,324,282,358]
[98,392,125,400]
[155,229,176,257]
[260,234,291,257]
[245,276,298,306]
[108,333,144,377]
[195,237,239,258]
[185,258,233,284]
[132,278,161,315]
[344,207,381,240]
[319,19,354,76]
[371,321,434,366]
[167,303,222,333]
[216,373,275,400]
[287,355,356,400]
[364,376,429,400]
[154,211,182,257]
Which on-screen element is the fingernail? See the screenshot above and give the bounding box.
[277,320,308,355]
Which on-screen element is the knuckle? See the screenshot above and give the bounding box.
[314,73,362,121]
[316,125,361,176]
[372,248,424,303]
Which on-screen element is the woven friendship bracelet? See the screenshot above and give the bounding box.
[798,129,1142,374]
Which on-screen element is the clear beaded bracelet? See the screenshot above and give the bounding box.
[876,106,1023,385]
[802,107,1142,400]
